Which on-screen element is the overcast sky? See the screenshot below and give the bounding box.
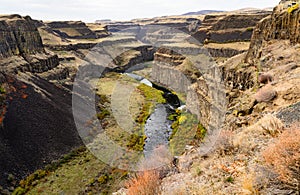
[1,0,279,22]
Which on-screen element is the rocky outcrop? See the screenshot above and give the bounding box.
[0,15,82,188]
[113,46,155,72]
[105,22,140,32]
[151,45,225,131]
[0,15,60,74]
[0,15,44,58]
[108,16,202,34]
[45,21,99,39]
[193,13,270,43]
[245,4,300,63]
[154,47,186,66]
[86,23,111,38]
[206,47,247,58]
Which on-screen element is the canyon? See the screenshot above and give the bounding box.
[0,1,299,194]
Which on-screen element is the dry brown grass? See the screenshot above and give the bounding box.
[242,173,259,195]
[126,170,160,195]
[254,84,277,102]
[262,123,300,190]
[257,113,284,136]
[233,114,284,154]
[214,130,235,155]
[125,145,172,195]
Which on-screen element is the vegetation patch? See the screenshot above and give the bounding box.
[168,110,206,155]
[127,134,147,151]
[137,83,166,104]
[262,124,300,190]
[13,146,86,195]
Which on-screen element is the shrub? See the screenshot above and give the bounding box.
[242,173,259,194]
[254,84,277,102]
[127,134,146,151]
[96,109,110,120]
[126,170,160,195]
[194,123,207,140]
[97,174,109,184]
[12,187,26,195]
[246,27,254,31]
[225,176,234,183]
[214,130,235,155]
[258,114,284,136]
[0,86,5,94]
[262,124,300,190]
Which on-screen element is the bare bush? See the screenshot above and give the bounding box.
[254,84,277,102]
[126,170,160,195]
[262,123,300,191]
[125,145,172,195]
[214,130,235,155]
[258,114,284,136]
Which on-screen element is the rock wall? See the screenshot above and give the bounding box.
[245,5,300,63]
[193,13,270,43]
[154,47,186,66]
[151,62,191,93]
[0,15,60,74]
[46,21,99,39]
[206,47,247,58]
[152,46,225,130]
[105,22,140,32]
[0,15,82,188]
[0,15,44,58]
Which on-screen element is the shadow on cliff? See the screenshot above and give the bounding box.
[0,74,83,187]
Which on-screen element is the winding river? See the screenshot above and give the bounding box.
[124,72,181,156]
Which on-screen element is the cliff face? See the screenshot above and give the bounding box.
[45,21,99,39]
[0,15,44,58]
[151,44,225,131]
[193,13,270,43]
[245,5,300,63]
[106,16,202,34]
[0,15,82,188]
[0,15,59,74]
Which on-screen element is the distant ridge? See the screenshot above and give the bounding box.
[182,10,224,15]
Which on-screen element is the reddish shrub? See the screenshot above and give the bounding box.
[126,170,160,195]
[263,124,300,186]
[21,93,28,99]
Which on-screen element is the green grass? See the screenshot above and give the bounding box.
[127,134,147,151]
[169,110,206,156]
[18,73,170,194]
[137,84,166,104]
[16,146,128,195]
[0,86,6,94]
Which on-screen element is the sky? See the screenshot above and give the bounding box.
[1,0,279,22]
